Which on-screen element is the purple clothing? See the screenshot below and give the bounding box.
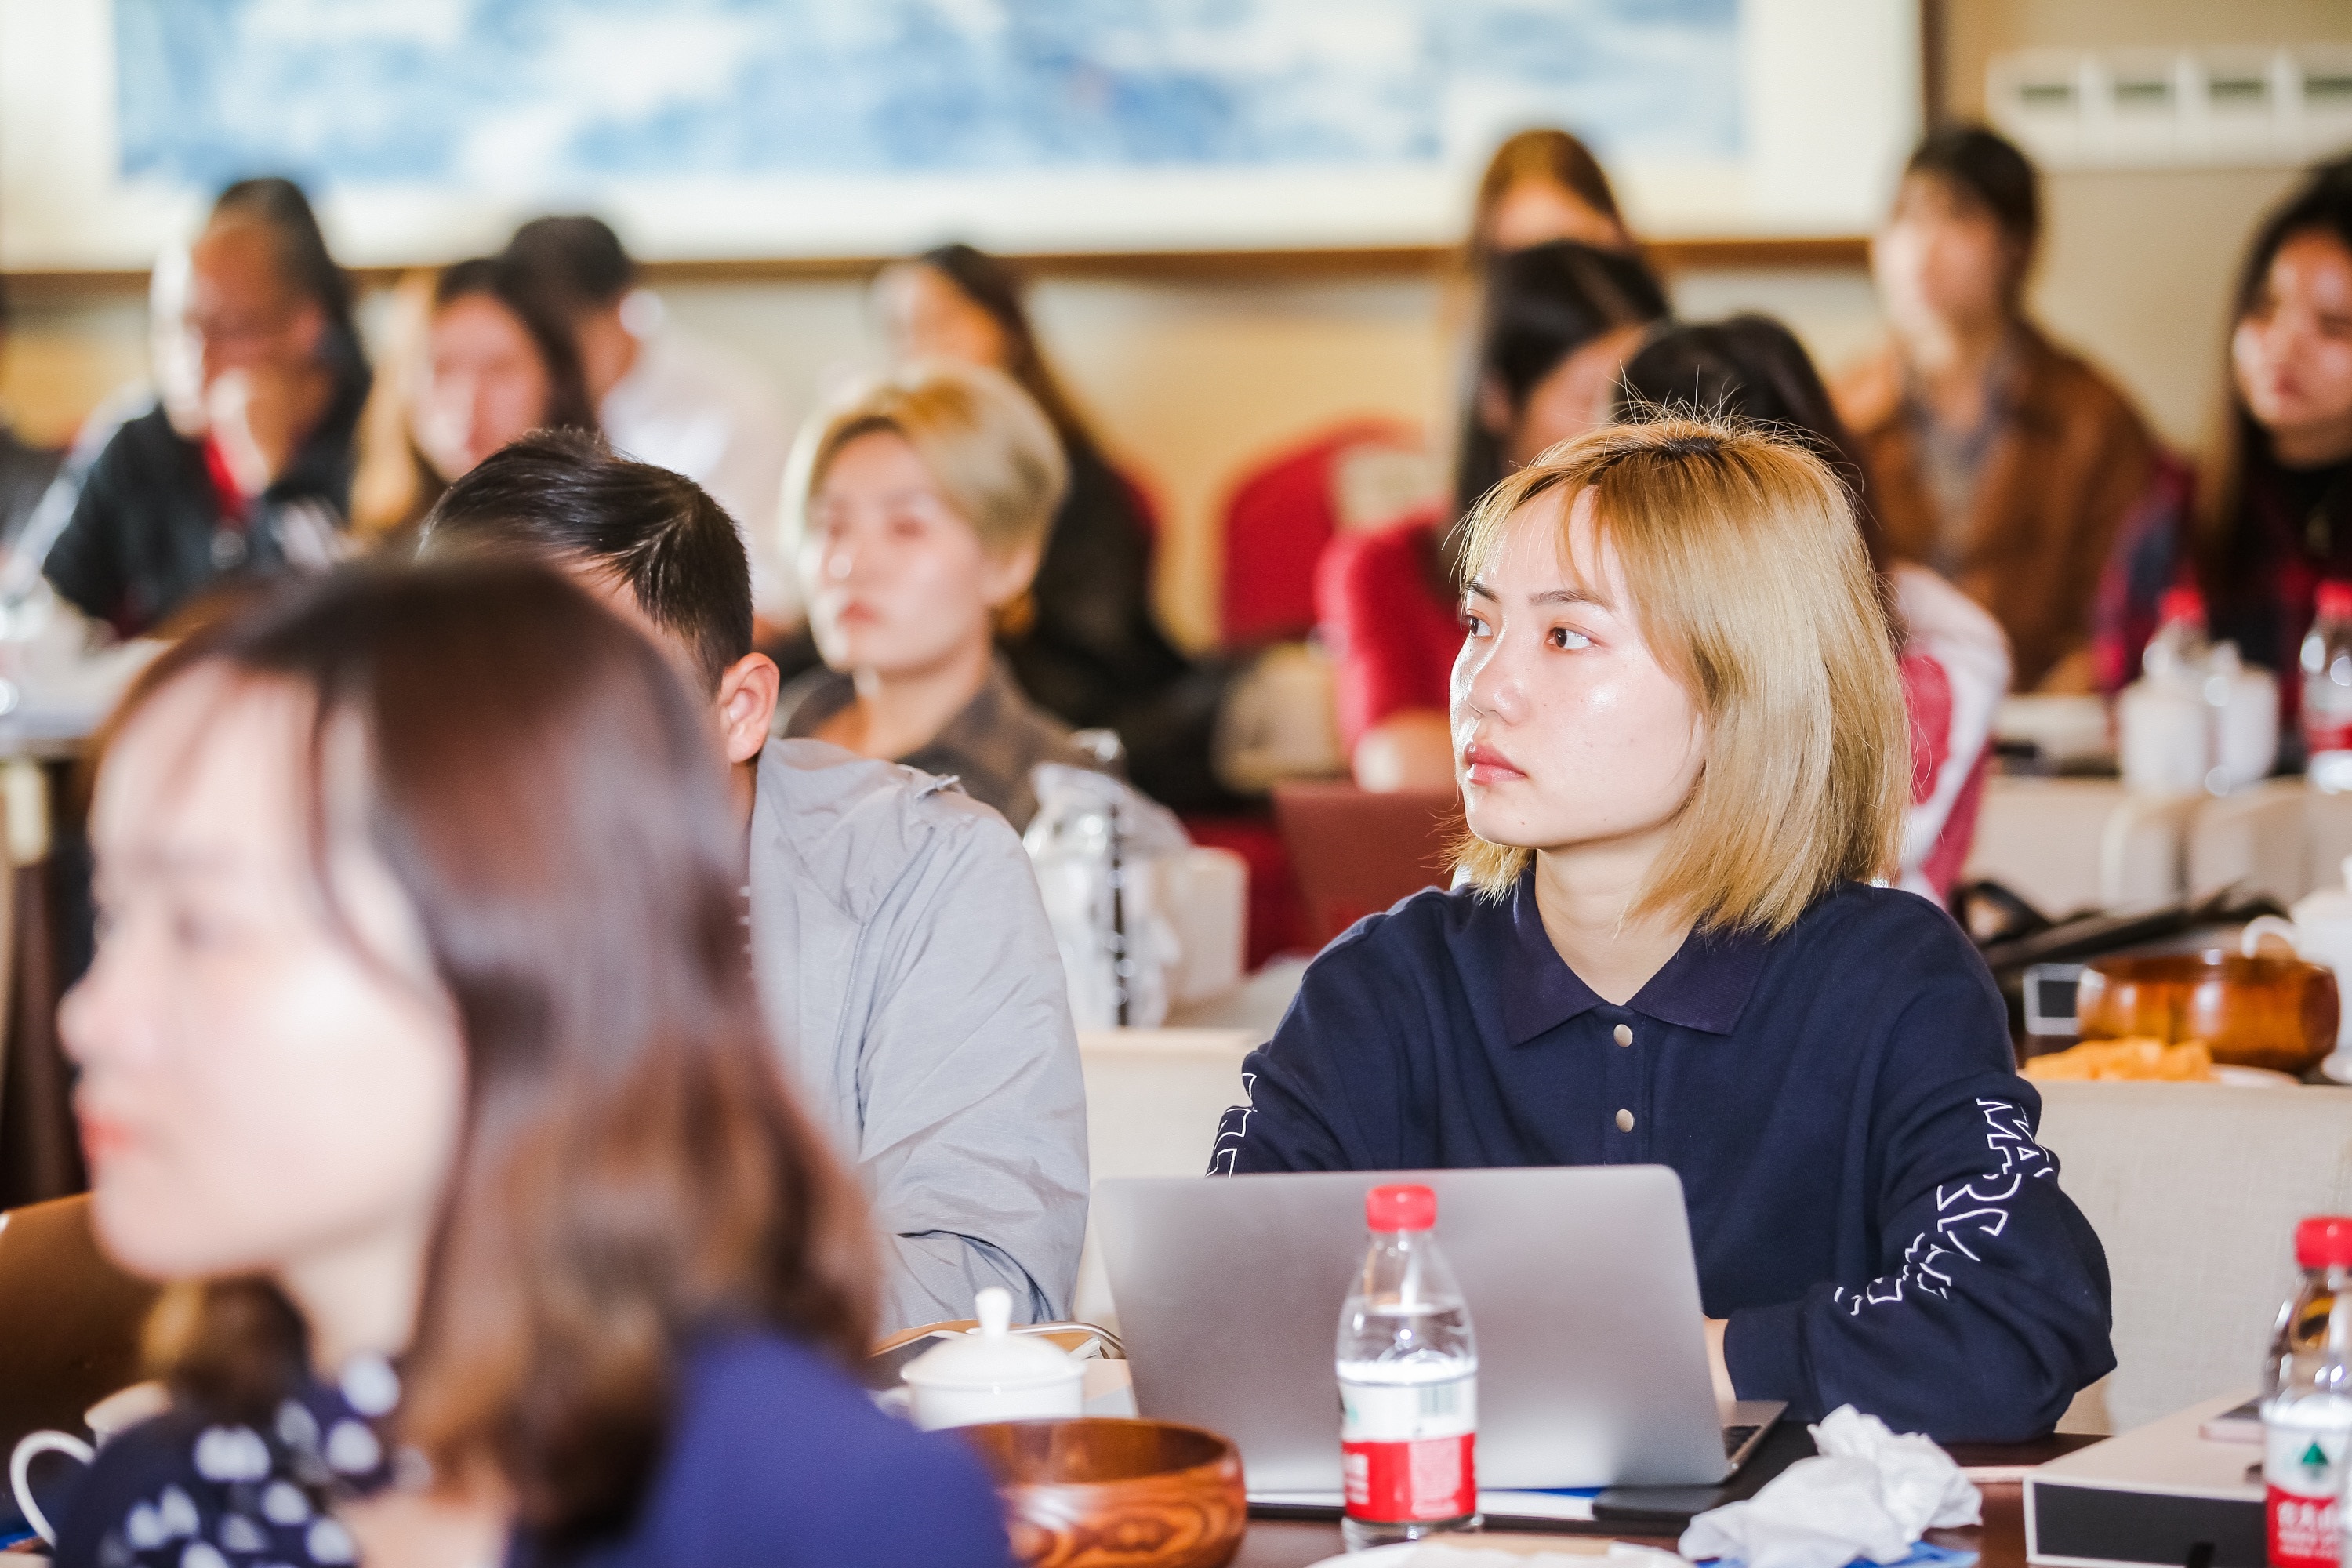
[53,1329,1012,1568]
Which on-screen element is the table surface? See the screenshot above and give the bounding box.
[1225,1435,2096,1568]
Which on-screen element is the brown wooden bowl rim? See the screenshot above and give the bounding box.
[2082,949,2332,982]
[961,1416,1243,1489]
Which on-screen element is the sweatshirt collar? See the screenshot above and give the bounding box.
[1497,870,1771,1044]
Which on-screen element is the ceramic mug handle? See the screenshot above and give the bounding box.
[11,1428,95,1547]
[2242,916,2302,960]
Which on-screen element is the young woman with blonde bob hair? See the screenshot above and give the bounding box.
[1215,416,2113,1442]
[775,359,1110,830]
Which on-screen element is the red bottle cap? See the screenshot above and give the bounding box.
[2320,583,2352,620]
[1367,1184,1437,1232]
[2159,586,2206,626]
[2296,1216,2352,1270]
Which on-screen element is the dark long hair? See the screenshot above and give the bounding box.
[908,243,1098,456]
[105,565,875,1548]
[2197,158,2352,590]
[433,256,601,437]
[1454,240,1670,518]
[1616,314,1891,578]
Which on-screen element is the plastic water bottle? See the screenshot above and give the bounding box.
[2261,1216,2352,1568]
[2146,586,2214,682]
[2304,584,2352,793]
[1337,1184,1479,1550]
[2122,589,2216,796]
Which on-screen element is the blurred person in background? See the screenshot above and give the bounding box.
[1617,316,2010,898]
[875,244,1236,810]
[2096,160,2352,710]
[52,565,1013,1568]
[1465,127,1635,267]
[43,179,370,638]
[1316,241,1668,791]
[502,216,794,632]
[350,256,597,540]
[776,361,1120,833]
[1835,125,2156,693]
[420,431,1087,1331]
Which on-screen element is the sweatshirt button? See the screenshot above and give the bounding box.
[1613,1024,1633,1047]
[1615,1109,1635,1133]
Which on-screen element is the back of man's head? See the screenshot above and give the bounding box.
[418,430,751,691]
[504,216,637,311]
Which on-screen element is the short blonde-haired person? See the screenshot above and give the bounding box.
[1213,416,2113,1443]
[775,361,1109,830]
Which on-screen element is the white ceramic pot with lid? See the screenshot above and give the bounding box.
[900,1286,1084,1431]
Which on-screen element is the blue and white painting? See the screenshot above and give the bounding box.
[113,0,1743,193]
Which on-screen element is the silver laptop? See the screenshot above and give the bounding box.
[1095,1166,1783,1494]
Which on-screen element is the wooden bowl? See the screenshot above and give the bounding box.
[960,1417,1247,1568]
[2075,951,2339,1074]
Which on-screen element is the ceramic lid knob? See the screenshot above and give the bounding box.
[900,1287,1080,1391]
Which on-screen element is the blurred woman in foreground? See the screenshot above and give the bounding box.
[53,566,1011,1567]
[1218,416,2112,1441]
[350,257,597,539]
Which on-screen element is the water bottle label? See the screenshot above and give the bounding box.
[1342,1436,1476,1523]
[2264,1421,2350,1568]
[1340,1376,1476,1523]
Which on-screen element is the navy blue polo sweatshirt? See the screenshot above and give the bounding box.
[1213,876,2114,1443]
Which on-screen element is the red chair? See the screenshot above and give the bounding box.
[1271,782,1464,950]
[1216,419,1426,648]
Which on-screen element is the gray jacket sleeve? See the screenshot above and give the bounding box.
[855,810,1091,1333]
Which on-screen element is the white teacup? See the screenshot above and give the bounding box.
[9,1381,168,1546]
[900,1287,1083,1432]
[2244,884,2352,1057]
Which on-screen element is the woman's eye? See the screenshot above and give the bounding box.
[1549,626,1593,651]
[1461,610,1491,638]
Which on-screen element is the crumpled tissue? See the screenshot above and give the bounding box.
[1676,1406,1982,1568]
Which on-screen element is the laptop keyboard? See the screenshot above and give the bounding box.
[1722,1424,1760,1458]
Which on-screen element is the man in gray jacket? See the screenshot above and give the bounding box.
[420,430,1088,1334]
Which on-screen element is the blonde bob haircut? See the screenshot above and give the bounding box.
[1452,414,1909,936]
[783,358,1069,563]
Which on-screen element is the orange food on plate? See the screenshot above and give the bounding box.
[2023,1036,2215,1083]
